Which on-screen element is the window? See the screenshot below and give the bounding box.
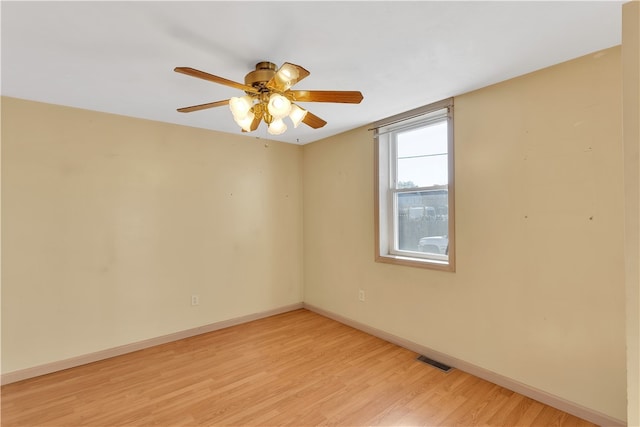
[373,98,455,271]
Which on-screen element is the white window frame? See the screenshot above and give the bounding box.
[373,98,455,271]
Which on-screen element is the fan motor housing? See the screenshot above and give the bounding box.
[245,62,277,89]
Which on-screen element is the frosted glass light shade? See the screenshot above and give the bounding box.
[234,111,255,132]
[267,94,291,119]
[289,104,307,128]
[268,118,287,135]
[274,64,300,89]
[229,96,253,120]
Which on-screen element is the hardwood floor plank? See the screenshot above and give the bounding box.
[1,309,597,426]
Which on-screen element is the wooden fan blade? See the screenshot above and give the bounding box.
[266,63,310,92]
[249,114,261,131]
[177,99,230,113]
[242,114,262,133]
[174,67,257,93]
[289,90,363,104]
[302,111,327,129]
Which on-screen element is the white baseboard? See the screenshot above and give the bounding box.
[1,303,304,386]
[303,303,626,427]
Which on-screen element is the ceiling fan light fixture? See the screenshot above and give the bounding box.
[289,104,307,128]
[268,118,287,135]
[175,61,363,136]
[234,110,256,132]
[229,95,254,120]
[267,93,292,119]
[275,64,300,88]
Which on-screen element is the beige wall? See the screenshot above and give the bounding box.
[623,1,640,425]
[303,47,627,421]
[1,98,304,373]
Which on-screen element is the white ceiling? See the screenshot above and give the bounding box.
[1,1,624,145]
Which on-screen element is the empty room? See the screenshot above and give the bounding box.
[1,1,639,426]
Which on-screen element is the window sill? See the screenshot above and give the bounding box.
[375,253,455,272]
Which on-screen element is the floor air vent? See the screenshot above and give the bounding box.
[417,355,453,372]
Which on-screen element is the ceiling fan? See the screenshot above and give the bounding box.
[175,61,364,135]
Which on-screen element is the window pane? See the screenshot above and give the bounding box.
[396,121,448,188]
[396,189,449,256]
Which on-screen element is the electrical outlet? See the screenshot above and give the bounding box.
[358,289,365,302]
[191,295,200,306]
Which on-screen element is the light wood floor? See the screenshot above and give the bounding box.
[1,309,596,426]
